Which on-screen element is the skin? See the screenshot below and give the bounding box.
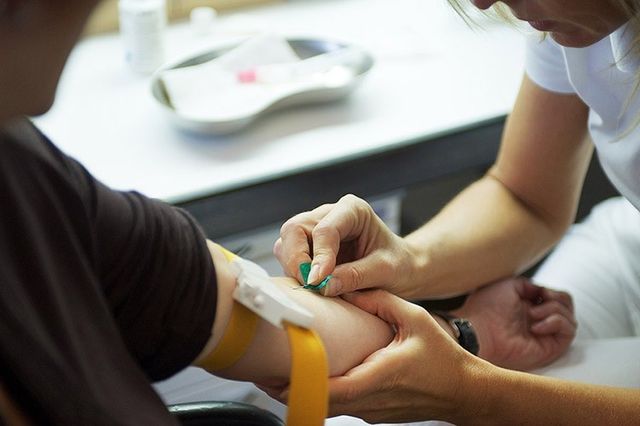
[0,0,99,122]
[260,276,578,402]
[273,1,640,423]
[276,76,592,299]
[194,242,394,386]
[327,290,640,425]
[452,276,576,371]
[0,1,101,423]
[471,0,628,48]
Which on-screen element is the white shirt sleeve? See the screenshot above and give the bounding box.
[525,35,575,94]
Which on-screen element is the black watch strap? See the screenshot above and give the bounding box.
[432,311,479,356]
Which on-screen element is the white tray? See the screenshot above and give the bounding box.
[151,38,374,135]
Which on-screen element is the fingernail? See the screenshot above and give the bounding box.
[307,264,320,284]
[321,277,340,296]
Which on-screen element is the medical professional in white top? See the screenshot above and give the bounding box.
[272,0,640,423]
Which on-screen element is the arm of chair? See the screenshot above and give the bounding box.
[168,401,284,426]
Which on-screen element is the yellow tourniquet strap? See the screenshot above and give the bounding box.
[284,323,329,426]
[199,301,259,371]
[218,246,238,262]
[201,245,329,425]
[199,246,260,371]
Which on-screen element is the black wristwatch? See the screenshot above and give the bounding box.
[432,311,480,356]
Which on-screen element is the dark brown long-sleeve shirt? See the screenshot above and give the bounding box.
[0,119,217,425]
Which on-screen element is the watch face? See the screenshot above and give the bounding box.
[452,318,479,356]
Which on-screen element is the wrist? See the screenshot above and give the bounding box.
[432,311,480,356]
[451,309,493,362]
[432,314,457,339]
[452,357,495,425]
[399,236,430,299]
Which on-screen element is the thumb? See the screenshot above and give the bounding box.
[516,277,545,303]
[321,252,395,297]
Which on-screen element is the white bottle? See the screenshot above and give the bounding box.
[118,0,167,74]
[190,6,218,36]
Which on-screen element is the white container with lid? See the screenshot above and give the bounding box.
[118,0,167,74]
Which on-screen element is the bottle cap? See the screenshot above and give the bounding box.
[190,6,218,36]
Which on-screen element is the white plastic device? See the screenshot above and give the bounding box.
[118,0,167,74]
[230,257,314,329]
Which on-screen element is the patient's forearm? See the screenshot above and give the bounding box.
[219,277,393,385]
[194,242,394,386]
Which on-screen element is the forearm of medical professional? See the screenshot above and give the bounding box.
[276,75,593,299]
[328,290,640,425]
[401,76,593,298]
[191,241,394,387]
[476,369,640,425]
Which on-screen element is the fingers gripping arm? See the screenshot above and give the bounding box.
[193,241,394,386]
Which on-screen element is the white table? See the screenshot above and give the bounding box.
[35,0,525,238]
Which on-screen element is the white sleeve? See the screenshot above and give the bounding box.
[525,35,575,94]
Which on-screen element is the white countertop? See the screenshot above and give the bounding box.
[34,0,525,204]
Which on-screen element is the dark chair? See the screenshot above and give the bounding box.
[168,401,284,426]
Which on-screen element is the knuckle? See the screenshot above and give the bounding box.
[408,304,429,322]
[548,313,564,326]
[560,292,574,309]
[351,196,374,216]
[313,202,333,213]
[312,223,340,248]
[341,194,373,214]
[312,220,335,236]
[347,265,366,290]
[340,193,362,203]
[547,302,570,318]
[548,300,563,311]
[279,218,302,236]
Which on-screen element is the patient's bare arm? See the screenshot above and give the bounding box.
[192,242,395,386]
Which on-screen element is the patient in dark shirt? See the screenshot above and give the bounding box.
[0,2,393,424]
[0,119,392,425]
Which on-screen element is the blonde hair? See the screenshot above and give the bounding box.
[446,0,640,138]
[447,1,640,57]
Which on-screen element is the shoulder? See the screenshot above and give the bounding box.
[0,118,81,176]
[525,35,575,94]
[0,118,95,250]
[0,118,95,206]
